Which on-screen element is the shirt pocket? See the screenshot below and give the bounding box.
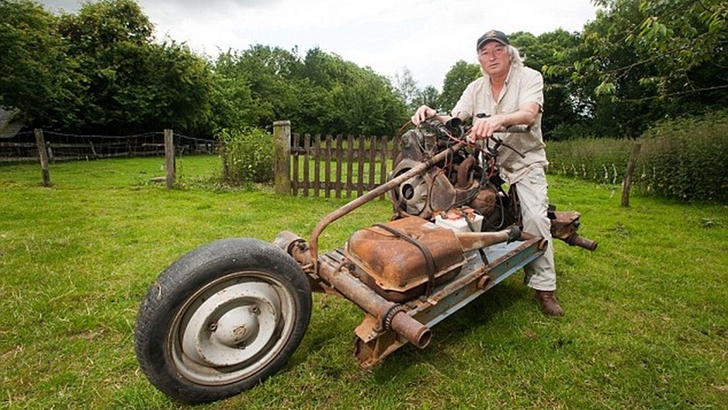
[497,99,519,115]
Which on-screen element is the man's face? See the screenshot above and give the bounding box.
[477,42,510,77]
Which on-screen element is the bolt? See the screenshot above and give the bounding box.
[477,275,492,290]
[250,306,261,315]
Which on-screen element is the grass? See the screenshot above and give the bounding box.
[1,156,726,409]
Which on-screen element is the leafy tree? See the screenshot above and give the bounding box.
[332,68,408,135]
[209,52,257,133]
[0,0,82,129]
[512,30,589,140]
[413,85,441,113]
[56,0,214,135]
[295,48,355,134]
[57,0,153,133]
[562,0,727,137]
[439,60,481,112]
[212,45,407,136]
[147,40,215,136]
[213,45,300,132]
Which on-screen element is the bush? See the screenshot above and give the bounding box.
[218,128,274,184]
[636,111,728,202]
[546,110,728,203]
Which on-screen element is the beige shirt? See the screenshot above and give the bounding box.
[451,65,547,184]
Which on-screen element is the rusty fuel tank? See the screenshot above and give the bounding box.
[344,216,520,302]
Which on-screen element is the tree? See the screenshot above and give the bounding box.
[413,86,440,112]
[439,60,481,112]
[0,0,82,129]
[393,67,420,112]
[512,30,589,140]
[562,0,728,137]
[50,0,215,135]
[146,40,214,136]
[212,45,408,136]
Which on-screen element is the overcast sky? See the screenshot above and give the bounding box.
[38,0,600,90]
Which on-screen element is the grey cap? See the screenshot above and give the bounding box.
[476,30,509,50]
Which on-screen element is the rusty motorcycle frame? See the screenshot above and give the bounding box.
[134,119,597,403]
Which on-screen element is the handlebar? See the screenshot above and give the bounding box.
[422,118,530,138]
[421,119,529,159]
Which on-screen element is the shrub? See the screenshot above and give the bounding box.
[636,111,728,202]
[546,110,728,203]
[218,128,274,184]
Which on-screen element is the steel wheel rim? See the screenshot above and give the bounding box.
[168,271,297,385]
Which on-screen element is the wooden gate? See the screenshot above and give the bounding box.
[290,133,401,199]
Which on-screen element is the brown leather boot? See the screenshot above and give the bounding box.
[534,290,565,317]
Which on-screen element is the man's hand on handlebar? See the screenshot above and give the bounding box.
[411,105,438,126]
[470,114,507,140]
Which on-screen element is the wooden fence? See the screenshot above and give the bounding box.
[273,121,402,199]
[0,130,216,163]
[2,129,214,188]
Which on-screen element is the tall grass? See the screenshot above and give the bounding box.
[1,156,726,409]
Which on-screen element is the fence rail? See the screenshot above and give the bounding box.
[0,130,217,163]
[3,124,406,198]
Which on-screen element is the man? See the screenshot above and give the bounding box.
[411,30,564,316]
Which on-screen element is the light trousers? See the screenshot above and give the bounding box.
[514,166,557,291]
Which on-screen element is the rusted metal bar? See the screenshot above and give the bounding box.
[550,210,598,251]
[563,233,598,251]
[316,255,432,349]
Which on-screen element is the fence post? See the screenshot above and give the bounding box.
[273,121,291,195]
[34,129,51,187]
[621,141,641,207]
[164,129,176,189]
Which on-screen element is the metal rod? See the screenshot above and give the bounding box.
[316,258,432,348]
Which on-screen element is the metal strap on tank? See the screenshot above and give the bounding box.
[373,223,436,296]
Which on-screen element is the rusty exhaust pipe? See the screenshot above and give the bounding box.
[564,233,598,251]
[455,227,549,254]
[316,261,432,349]
[454,227,519,252]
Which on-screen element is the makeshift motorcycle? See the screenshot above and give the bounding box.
[134,119,597,403]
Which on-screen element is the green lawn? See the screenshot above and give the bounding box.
[1,156,726,409]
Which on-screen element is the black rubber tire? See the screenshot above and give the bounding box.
[134,238,312,404]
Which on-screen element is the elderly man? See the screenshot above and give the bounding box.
[411,30,563,316]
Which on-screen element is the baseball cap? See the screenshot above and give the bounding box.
[476,30,509,50]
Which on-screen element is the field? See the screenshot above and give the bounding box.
[1,156,726,409]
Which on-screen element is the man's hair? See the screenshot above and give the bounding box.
[507,45,525,67]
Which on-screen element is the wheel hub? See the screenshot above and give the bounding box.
[181,282,282,368]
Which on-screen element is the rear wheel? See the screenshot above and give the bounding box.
[134,238,312,403]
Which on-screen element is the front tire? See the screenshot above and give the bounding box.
[134,238,312,403]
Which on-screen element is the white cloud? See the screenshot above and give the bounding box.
[37,0,598,89]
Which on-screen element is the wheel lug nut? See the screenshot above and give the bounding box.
[208,322,218,331]
[250,306,261,315]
